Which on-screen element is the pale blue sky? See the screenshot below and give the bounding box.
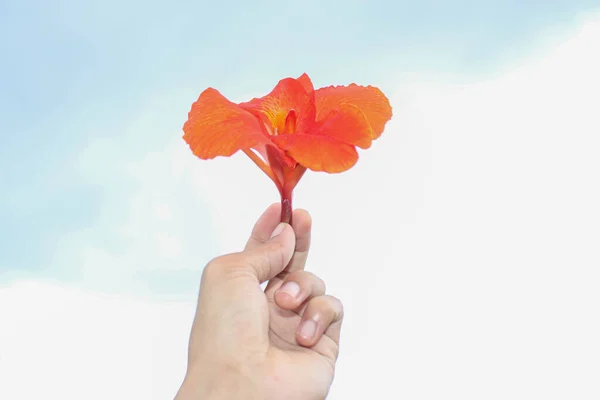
[2,3,600,398]
[0,0,598,294]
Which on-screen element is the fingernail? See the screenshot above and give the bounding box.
[278,281,301,298]
[298,319,317,340]
[270,222,286,239]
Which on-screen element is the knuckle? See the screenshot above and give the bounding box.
[252,252,273,275]
[202,253,238,280]
[304,271,326,292]
[328,295,344,317]
[315,275,326,292]
[201,258,223,281]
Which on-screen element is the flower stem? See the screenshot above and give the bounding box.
[280,186,293,225]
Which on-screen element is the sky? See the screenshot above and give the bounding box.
[1,1,600,399]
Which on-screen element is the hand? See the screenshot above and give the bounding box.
[175,204,344,400]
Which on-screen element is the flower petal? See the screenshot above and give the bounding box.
[272,134,358,173]
[183,88,269,159]
[315,84,392,138]
[314,103,373,149]
[239,77,316,135]
[296,73,315,93]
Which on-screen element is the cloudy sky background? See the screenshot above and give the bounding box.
[1,1,600,399]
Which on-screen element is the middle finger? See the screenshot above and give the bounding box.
[271,269,325,307]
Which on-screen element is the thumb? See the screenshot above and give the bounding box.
[206,222,296,284]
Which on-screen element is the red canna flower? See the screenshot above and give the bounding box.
[183,73,392,224]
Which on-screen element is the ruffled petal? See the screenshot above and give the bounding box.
[183,88,269,159]
[314,103,373,149]
[296,73,315,93]
[272,134,358,173]
[315,84,392,139]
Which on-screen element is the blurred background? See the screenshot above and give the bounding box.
[1,1,599,399]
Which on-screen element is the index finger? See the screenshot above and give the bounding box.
[286,208,312,273]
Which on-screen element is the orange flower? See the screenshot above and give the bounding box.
[183,73,392,223]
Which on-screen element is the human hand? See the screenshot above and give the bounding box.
[175,204,344,400]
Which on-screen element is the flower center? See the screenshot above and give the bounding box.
[283,109,297,135]
[271,109,297,136]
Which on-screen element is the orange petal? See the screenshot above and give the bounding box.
[296,73,315,93]
[314,103,373,149]
[183,88,269,159]
[239,77,315,135]
[272,134,358,173]
[315,84,392,139]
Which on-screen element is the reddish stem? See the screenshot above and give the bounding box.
[280,186,293,225]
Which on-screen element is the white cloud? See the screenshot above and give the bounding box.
[0,282,194,400]
[2,12,600,399]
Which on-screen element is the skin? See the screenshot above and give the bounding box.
[175,204,344,400]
